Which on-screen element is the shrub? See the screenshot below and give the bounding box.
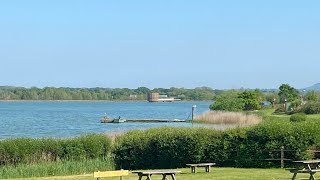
[210,90,244,112]
[288,99,302,111]
[113,127,221,170]
[114,123,320,169]
[301,102,320,114]
[290,113,307,122]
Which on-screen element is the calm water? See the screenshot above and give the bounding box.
[0,101,221,139]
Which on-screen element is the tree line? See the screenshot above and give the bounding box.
[0,86,216,101]
[210,84,320,114]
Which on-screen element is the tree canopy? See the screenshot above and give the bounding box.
[210,90,262,111]
[209,90,244,111]
[238,91,261,110]
[278,84,300,102]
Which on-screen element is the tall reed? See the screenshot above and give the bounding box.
[0,158,114,179]
[195,111,262,127]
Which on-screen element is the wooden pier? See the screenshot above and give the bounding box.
[101,117,185,123]
[126,119,185,123]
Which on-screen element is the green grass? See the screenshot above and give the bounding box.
[254,108,320,122]
[5,167,318,180]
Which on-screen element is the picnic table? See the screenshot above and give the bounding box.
[186,163,216,173]
[132,170,181,180]
[288,160,320,180]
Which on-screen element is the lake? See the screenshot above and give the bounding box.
[0,101,224,139]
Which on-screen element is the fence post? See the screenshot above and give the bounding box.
[280,146,284,168]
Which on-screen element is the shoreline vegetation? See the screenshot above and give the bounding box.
[0,99,213,102]
[1,110,320,178]
[195,111,262,127]
[0,86,216,101]
[1,83,320,179]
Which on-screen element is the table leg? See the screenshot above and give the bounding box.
[146,174,152,180]
[206,165,211,172]
[291,172,297,180]
[171,174,177,180]
[191,167,196,173]
[162,174,168,180]
[309,172,316,180]
[138,175,142,180]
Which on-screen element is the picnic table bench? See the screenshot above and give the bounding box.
[287,160,320,180]
[132,170,181,180]
[93,169,129,180]
[186,163,216,173]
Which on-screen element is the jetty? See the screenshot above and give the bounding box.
[101,117,185,123]
[126,119,185,123]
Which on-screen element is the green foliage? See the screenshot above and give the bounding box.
[113,122,320,169]
[301,102,320,114]
[113,127,220,170]
[210,90,262,111]
[290,113,307,122]
[238,91,261,110]
[0,86,215,101]
[0,134,112,166]
[210,90,244,111]
[305,91,318,102]
[278,84,300,102]
[0,158,114,179]
[288,99,302,111]
[265,92,279,105]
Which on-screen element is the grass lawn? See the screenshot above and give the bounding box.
[5,167,318,180]
[256,108,320,120]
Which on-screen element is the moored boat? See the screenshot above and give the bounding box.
[101,116,126,123]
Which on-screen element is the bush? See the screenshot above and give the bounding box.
[114,123,320,169]
[290,113,307,122]
[113,127,221,170]
[301,102,320,114]
[210,90,244,112]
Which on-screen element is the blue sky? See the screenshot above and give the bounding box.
[0,1,319,89]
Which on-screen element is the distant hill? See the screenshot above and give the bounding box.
[304,83,320,91]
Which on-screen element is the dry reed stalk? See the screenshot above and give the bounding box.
[195,111,262,127]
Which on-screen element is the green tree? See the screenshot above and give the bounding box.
[135,87,150,94]
[238,91,261,110]
[188,87,215,101]
[305,91,318,102]
[209,90,244,111]
[265,92,279,104]
[278,84,299,102]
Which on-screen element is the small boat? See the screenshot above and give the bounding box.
[101,116,113,123]
[112,117,126,123]
[101,116,126,123]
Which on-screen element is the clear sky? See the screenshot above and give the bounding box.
[0,1,319,89]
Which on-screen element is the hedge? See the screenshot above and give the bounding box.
[113,122,320,169]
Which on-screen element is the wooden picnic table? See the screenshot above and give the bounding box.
[132,170,181,180]
[186,163,216,173]
[288,160,320,180]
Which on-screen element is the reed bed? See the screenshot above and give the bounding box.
[0,158,114,179]
[195,111,262,127]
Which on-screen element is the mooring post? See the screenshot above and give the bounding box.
[192,105,196,120]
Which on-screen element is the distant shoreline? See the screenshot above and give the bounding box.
[0,100,213,102]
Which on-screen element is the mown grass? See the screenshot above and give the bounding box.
[257,108,320,121]
[0,159,114,179]
[5,167,317,180]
